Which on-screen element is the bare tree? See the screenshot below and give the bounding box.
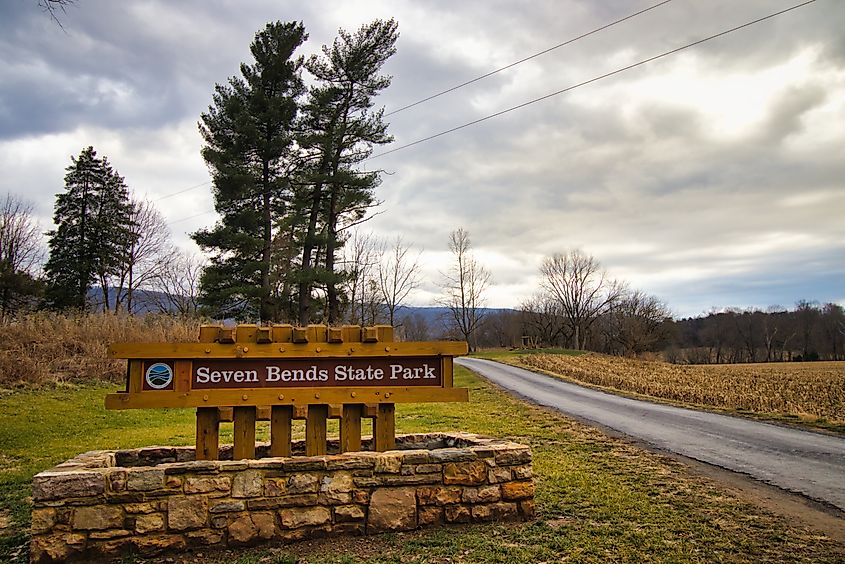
[38,0,75,28]
[377,236,422,327]
[601,289,671,356]
[114,199,174,313]
[342,230,384,326]
[0,195,44,320]
[519,291,571,348]
[437,228,491,351]
[540,249,625,350]
[149,250,205,317]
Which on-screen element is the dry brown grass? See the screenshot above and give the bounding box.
[0,312,202,388]
[519,353,845,424]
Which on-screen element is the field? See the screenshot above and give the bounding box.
[514,353,845,431]
[2,366,844,562]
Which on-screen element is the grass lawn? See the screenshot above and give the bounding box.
[1,367,843,562]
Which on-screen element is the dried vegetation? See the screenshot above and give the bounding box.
[519,353,845,423]
[0,312,201,388]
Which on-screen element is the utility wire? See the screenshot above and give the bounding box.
[155,180,211,201]
[370,0,817,161]
[385,0,676,117]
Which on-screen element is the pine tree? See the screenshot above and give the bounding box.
[44,147,134,310]
[296,19,398,324]
[193,21,307,322]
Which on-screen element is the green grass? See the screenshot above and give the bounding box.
[1,368,842,562]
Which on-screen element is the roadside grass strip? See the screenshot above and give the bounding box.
[1,367,842,562]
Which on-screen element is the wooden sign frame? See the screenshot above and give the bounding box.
[107,324,468,460]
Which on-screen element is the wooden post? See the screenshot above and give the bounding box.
[374,403,396,452]
[233,406,256,460]
[195,407,219,461]
[306,404,328,456]
[270,405,293,457]
[340,404,363,453]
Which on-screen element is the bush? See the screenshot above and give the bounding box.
[0,312,202,388]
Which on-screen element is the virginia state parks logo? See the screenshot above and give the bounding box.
[145,362,174,390]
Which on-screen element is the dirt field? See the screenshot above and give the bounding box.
[518,353,845,425]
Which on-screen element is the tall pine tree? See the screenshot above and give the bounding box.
[193,21,307,322]
[45,146,134,310]
[296,19,398,324]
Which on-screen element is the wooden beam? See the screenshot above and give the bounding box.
[305,404,328,456]
[232,406,256,460]
[374,403,396,452]
[174,360,191,393]
[109,340,468,359]
[270,405,292,457]
[340,404,363,453]
[106,386,469,410]
[195,407,219,461]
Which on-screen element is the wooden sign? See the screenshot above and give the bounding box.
[107,324,468,460]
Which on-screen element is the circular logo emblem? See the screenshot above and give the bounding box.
[145,363,173,390]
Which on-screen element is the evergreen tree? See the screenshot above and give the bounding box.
[193,21,307,322]
[296,19,398,324]
[44,146,134,310]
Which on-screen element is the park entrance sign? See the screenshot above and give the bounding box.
[107,324,468,460]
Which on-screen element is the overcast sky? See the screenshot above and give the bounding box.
[1,0,842,317]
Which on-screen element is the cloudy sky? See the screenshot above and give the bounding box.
[1,0,842,317]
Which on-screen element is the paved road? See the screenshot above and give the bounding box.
[457,357,845,512]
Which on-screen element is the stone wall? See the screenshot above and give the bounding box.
[30,433,534,562]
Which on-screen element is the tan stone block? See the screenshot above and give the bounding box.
[374,452,403,474]
[443,460,487,485]
[512,464,533,480]
[279,506,331,529]
[265,477,287,497]
[133,534,186,556]
[353,490,369,504]
[463,485,501,504]
[444,504,471,523]
[32,471,105,501]
[287,473,319,494]
[367,487,417,533]
[108,471,127,493]
[471,501,519,522]
[501,480,534,501]
[126,468,165,492]
[415,463,441,474]
[185,476,231,494]
[334,504,365,522]
[167,496,208,530]
[135,512,165,534]
[30,508,56,534]
[252,511,276,539]
[487,467,512,484]
[416,486,462,506]
[228,513,257,543]
[88,529,131,540]
[321,472,354,494]
[318,492,352,505]
[210,500,246,513]
[30,533,85,562]
[186,528,224,545]
[494,447,531,465]
[165,476,183,489]
[232,469,263,498]
[72,505,124,530]
[418,506,443,526]
[124,502,158,514]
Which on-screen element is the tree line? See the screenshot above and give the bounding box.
[665,301,845,363]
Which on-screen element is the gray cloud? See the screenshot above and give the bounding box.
[0,0,843,316]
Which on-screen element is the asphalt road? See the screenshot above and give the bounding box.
[457,357,845,512]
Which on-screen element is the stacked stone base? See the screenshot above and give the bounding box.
[30,433,534,563]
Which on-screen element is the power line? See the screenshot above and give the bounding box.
[168,210,215,226]
[385,0,676,117]
[155,180,211,202]
[370,0,817,161]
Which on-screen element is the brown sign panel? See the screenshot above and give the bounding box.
[191,356,443,389]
